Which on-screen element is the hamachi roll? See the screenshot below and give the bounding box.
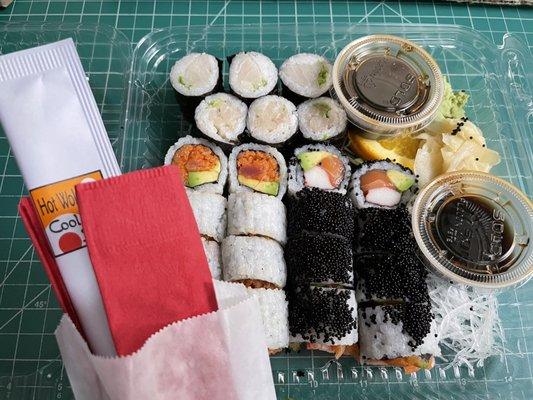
[222,235,286,288]
[247,95,298,145]
[170,53,222,120]
[297,97,347,143]
[350,160,417,209]
[187,191,227,243]
[286,232,354,287]
[287,188,355,240]
[227,192,287,244]
[194,93,247,145]
[229,51,278,100]
[228,143,287,198]
[288,144,351,195]
[246,287,289,353]
[164,135,227,194]
[358,303,439,372]
[279,53,332,102]
[289,286,358,358]
[201,238,222,280]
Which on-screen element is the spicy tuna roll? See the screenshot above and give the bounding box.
[228,143,287,198]
[247,95,298,145]
[298,97,347,143]
[288,144,351,196]
[222,235,286,288]
[202,238,222,280]
[194,93,247,145]
[187,191,227,243]
[229,51,278,100]
[170,53,222,120]
[350,160,417,209]
[279,53,332,103]
[164,135,227,194]
[227,192,287,244]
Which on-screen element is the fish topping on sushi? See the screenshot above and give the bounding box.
[195,93,247,144]
[236,150,281,196]
[229,51,278,99]
[247,96,298,144]
[170,53,220,97]
[172,144,220,187]
[298,97,347,142]
[279,53,333,98]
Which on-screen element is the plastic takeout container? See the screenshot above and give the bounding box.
[1,21,532,400]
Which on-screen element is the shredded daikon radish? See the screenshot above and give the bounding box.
[427,273,508,369]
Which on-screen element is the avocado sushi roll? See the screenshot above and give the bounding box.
[164,135,228,194]
[187,191,227,243]
[222,235,286,289]
[279,53,332,104]
[229,51,278,100]
[227,192,287,245]
[201,238,222,280]
[228,143,287,198]
[170,53,222,121]
[194,93,248,146]
[288,144,351,196]
[297,97,347,143]
[246,95,298,145]
[350,160,417,209]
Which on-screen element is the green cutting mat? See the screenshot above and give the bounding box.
[0,1,532,399]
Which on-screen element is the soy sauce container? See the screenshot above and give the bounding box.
[332,35,444,139]
[412,171,533,288]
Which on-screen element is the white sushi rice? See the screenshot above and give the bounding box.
[247,95,298,144]
[229,51,278,98]
[288,144,351,196]
[349,161,417,209]
[298,97,347,142]
[222,235,286,288]
[164,135,228,194]
[246,287,289,350]
[187,191,227,242]
[228,143,288,199]
[194,93,247,144]
[291,286,358,346]
[201,238,222,280]
[170,53,219,96]
[358,305,441,360]
[279,53,333,98]
[227,192,287,244]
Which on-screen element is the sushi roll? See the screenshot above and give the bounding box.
[246,96,298,145]
[287,188,355,240]
[229,51,278,100]
[289,286,358,358]
[222,235,286,288]
[187,191,227,243]
[170,53,222,120]
[350,160,417,209]
[297,97,347,143]
[355,252,429,304]
[288,144,351,196]
[202,238,222,280]
[286,232,354,287]
[164,135,228,194]
[246,287,289,353]
[279,53,333,104]
[228,143,287,198]
[227,192,287,244]
[358,303,439,372]
[194,93,247,145]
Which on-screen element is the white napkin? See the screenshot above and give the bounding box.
[55,280,276,400]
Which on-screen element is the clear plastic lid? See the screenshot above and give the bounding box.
[412,171,533,288]
[331,34,444,139]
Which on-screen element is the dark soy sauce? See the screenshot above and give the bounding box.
[433,195,514,273]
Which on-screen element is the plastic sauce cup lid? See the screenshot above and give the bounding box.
[412,171,533,288]
[332,35,444,139]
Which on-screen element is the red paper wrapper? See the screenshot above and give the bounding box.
[76,165,218,355]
